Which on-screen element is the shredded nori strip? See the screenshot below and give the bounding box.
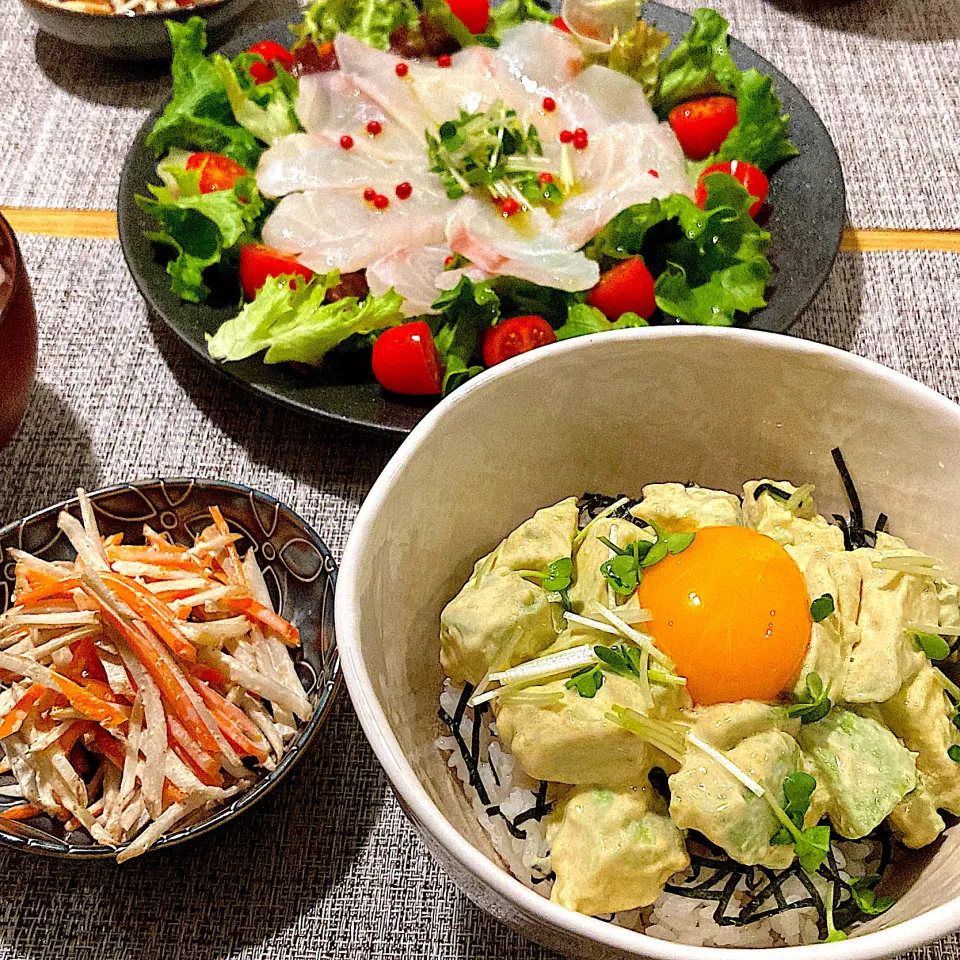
[830,447,889,549]
[438,683,492,806]
[577,494,645,530]
[752,482,793,502]
[531,871,555,886]
[662,834,890,932]
[487,781,554,839]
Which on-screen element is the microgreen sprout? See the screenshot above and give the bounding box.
[809,594,835,623]
[847,875,895,916]
[766,771,831,874]
[823,881,848,942]
[949,745,960,763]
[786,672,832,725]
[912,629,951,661]
[565,664,604,698]
[425,101,561,208]
[517,557,573,610]
[585,600,673,667]
[597,524,694,596]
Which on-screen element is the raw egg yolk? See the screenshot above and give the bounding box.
[638,526,811,705]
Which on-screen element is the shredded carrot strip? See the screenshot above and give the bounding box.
[106,547,204,571]
[224,596,300,646]
[162,780,188,810]
[90,726,125,768]
[101,574,197,663]
[208,507,247,587]
[0,683,47,739]
[52,675,129,729]
[103,533,124,547]
[188,678,268,763]
[0,803,41,821]
[168,717,223,786]
[189,663,227,691]
[92,595,220,754]
[15,577,83,607]
[61,636,109,685]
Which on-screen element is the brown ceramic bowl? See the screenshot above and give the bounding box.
[0,214,37,450]
[20,0,257,59]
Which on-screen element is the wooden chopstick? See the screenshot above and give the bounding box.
[3,207,960,253]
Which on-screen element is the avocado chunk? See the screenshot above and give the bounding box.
[440,498,580,685]
[670,729,802,869]
[548,783,689,916]
[497,497,579,573]
[496,672,687,786]
[798,708,917,839]
[742,479,845,550]
[879,662,960,818]
[440,571,557,686]
[632,483,742,533]
[785,543,861,697]
[888,775,946,849]
[841,540,939,703]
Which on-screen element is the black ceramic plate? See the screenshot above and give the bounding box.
[0,479,338,859]
[118,4,845,434]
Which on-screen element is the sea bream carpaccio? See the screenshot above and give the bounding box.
[256,21,692,316]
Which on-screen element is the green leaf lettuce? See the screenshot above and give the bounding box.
[136,158,264,304]
[207,272,405,366]
[587,172,771,326]
[147,18,261,169]
[292,0,418,50]
[214,54,302,145]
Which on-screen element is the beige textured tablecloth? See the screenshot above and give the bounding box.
[0,1,959,957]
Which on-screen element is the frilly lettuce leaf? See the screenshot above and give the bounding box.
[136,163,264,304]
[207,273,405,366]
[147,18,261,169]
[586,172,771,326]
[555,303,648,340]
[606,20,671,102]
[654,8,739,113]
[655,9,797,172]
[292,0,418,50]
[488,0,555,38]
[214,54,301,145]
[711,68,799,172]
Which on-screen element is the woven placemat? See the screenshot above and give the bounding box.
[1,0,959,228]
[0,234,958,959]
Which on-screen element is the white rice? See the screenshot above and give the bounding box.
[437,680,884,948]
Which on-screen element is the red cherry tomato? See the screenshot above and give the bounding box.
[586,257,656,321]
[552,15,571,32]
[668,96,739,161]
[238,245,314,301]
[247,40,295,84]
[694,160,769,218]
[482,315,557,367]
[372,321,443,396]
[184,153,248,195]
[444,0,490,33]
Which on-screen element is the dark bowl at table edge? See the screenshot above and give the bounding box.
[20,0,257,59]
[117,2,846,434]
[0,477,340,859]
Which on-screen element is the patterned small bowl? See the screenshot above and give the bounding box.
[20,0,257,59]
[0,478,339,858]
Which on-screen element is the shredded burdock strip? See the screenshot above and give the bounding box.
[0,503,311,860]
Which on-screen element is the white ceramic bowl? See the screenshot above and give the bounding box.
[336,328,960,959]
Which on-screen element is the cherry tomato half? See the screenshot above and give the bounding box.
[247,40,296,84]
[444,0,490,34]
[185,152,248,195]
[238,245,314,301]
[372,321,443,395]
[552,15,571,32]
[668,96,738,161]
[482,315,557,367]
[694,160,769,218]
[587,257,657,321]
